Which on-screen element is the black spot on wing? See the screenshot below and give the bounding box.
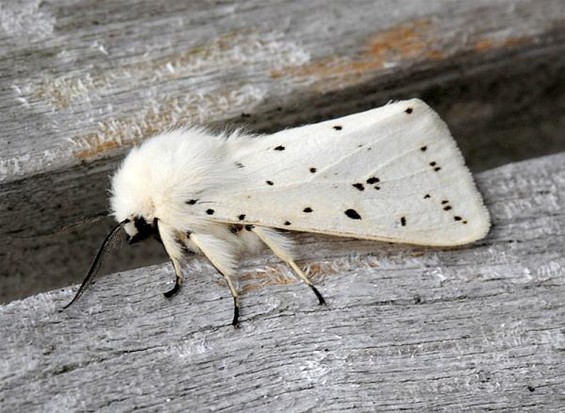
[420,146,427,152]
[424,194,431,199]
[235,162,244,168]
[345,209,362,220]
[429,161,441,172]
[266,180,274,186]
[352,183,365,191]
[303,207,313,213]
[309,167,317,173]
[333,125,343,130]
[284,221,292,226]
[365,177,381,190]
[401,216,407,226]
[238,214,246,221]
[441,200,452,210]
[206,209,215,215]
[405,107,413,114]
[186,199,198,205]
[274,145,285,151]
[454,216,462,221]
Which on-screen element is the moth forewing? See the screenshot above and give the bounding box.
[197,99,490,246]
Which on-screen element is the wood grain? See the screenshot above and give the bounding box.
[1,152,564,412]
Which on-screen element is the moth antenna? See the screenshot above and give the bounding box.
[61,219,128,310]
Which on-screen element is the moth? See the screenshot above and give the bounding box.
[64,99,490,327]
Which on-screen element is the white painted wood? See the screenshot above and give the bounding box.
[1,153,564,412]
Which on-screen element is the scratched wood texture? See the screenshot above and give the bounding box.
[1,152,564,412]
[1,0,565,303]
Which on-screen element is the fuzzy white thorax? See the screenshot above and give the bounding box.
[111,128,236,229]
[110,128,271,267]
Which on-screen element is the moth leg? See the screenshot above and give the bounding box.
[156,220,184,299]
[189,233,241,328]
[249,225,326,305]
[163,258,183,298]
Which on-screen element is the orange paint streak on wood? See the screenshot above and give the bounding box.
[271,19,444,91]
[473,36,529,52]
[75,134,121,160]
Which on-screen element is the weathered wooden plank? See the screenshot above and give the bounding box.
[1,152,564,412]
[1,1,565,303]
[2,0,564,179]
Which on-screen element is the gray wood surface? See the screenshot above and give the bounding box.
[2,0,565,303]
[1,152,564,412]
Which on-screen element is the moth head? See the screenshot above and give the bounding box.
[123,216,160,244]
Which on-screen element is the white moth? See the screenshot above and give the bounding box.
[65,99,490,327]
